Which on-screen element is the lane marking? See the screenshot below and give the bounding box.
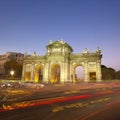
[64,90,78,94]
[52,97,111,113]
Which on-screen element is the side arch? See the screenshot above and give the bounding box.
[72,63,84,83]
[25,64,32,81]
[34,64,43,83]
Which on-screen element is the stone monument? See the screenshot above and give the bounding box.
[22,40,102,83]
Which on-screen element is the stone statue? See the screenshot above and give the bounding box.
[95,47,101,54]
[83,48,89,54]
[33,52,37,57]
[49,40,53,44]
[24,52,27,57]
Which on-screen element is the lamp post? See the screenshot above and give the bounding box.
[10,70,15,79]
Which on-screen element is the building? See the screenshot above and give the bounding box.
[22,40,102,83]
[0,52,24,78]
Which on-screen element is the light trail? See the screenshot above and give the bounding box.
[0,94,92,112]
[0,88,119,113]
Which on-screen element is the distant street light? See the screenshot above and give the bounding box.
[10,70,15,77]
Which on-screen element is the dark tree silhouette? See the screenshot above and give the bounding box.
[116,70,120,80]
[101,65,116,80]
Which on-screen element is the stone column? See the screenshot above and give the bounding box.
[30,63,34,82]
[69,63,73,83]
[22,63,26,81]
[70,62,76,83]
[60,61,65,83]
[43,62,49,83]
[96,61,102,82]
[84,61,89,82]
[64,61,69,83]
[67,61,70,82]
[72,67,76,83]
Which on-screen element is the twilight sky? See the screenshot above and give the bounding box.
[0,0,120,71]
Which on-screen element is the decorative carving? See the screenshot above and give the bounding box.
[49,40,53,44]
[32,52,37,57]
[95,47,101,54]
[83,48,89,54]
[24,52,27,57]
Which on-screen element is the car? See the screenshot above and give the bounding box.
[0,82,13,89]
[0,83,6,88]
[6,82,14,88]
[11,82,21,88]
[0,82,21,89]
[21,81,44,89]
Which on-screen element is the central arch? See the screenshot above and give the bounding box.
[51,64,60,83]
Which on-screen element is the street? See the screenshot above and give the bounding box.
[0,83,120,120]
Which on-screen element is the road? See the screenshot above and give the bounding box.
[0,83,120,120]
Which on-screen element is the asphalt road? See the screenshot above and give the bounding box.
[0,86,120,120]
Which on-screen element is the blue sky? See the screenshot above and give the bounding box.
[0,0,120,71]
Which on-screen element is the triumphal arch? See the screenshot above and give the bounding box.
[22,40,102,83]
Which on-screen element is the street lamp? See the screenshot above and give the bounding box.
[10,70,15,79]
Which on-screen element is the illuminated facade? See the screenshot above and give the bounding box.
[22,40,102,83]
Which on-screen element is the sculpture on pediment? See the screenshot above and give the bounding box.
[49,40,53,44]
[83,48,89,54]
[95,47,101,54]
[32,52,37,57]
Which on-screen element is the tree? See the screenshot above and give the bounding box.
[116,70,120,80]
[101,65,116,80]
[4,58,23,79]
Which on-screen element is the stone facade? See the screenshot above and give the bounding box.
[22,40,102,83]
